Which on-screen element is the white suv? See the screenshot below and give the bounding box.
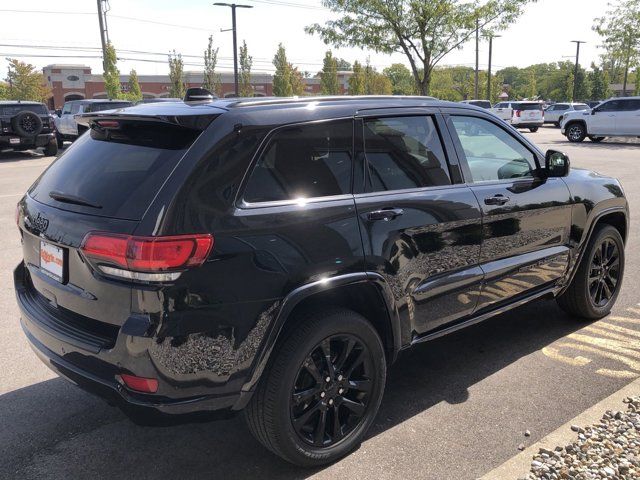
[490,101,544,132]
[544,103,590,127]
[561,97,640,143]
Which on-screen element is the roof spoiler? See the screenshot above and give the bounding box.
[184,87,216,102]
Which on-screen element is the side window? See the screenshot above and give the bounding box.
[450,116,537,183]
[243,120,352,203]
[363,116,451,192]
[61,103,72,115]
[619,99,640,111]
[598,100,621,112]
[556,105,570,111]
[70,103,81,114]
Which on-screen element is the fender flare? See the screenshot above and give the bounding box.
[234,272,401,409]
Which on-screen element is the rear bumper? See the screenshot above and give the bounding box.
[0,133,54,148]
[14,262,242,417]
[512,121,544,128]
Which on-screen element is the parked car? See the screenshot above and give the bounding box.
[561,96,640,142]
[490,101,544,132]
[135,97,182,104]
[460,99,492,109]
[54,99,133,147]
[15,96,629,466]
[544,102,590,126]
[0,101,58,155]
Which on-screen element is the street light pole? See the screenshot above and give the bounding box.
[571,40,585,102]
[214,2,253,97]
[487,34,500,102]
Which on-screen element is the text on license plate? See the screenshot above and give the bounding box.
[9,138,20,144]
[40,241,64,281]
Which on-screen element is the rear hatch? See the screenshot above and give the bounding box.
[513,102,544,122]
[18,112,218,346]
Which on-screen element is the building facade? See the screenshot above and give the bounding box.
[43,64,352,108]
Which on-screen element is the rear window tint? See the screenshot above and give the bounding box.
[243,120,353,203]
[1,104,47,116]
[513,103,542,111]
[29,121,202,220]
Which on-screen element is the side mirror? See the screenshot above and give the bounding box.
[546,150,570,177]
[591,108,598,115]
[55,109,62,117]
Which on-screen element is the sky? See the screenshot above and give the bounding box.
[0,0,610,78]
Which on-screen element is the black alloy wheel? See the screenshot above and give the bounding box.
[290,334,372,448]
[588,237,620,308]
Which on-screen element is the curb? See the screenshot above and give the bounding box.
[480,376,640,480]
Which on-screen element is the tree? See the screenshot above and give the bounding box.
[336,58,352,70]
[290,65,306,95]
[364,59,392,94]
[306,0,536,95]
[589,64,612,100]
[348,61,366,95]
[5,59,51,102]
[635,68,640,95]
[320,51,341,95]
[239,40,253,97]
[203,35,222,96]
[383,63,415,95]
[593,0,640,96]
[0,82,7,99]
[126,69,142,102]
[272,43,293,97]
[168,50,185,99]
[103,42,121,100]
[526,68,537,98]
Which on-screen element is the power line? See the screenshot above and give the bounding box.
[243,0,326,10]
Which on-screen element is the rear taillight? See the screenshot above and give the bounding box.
[81,232,213,282]
[120,374,158,393]
[515,110,521,117]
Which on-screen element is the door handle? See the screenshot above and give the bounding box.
[367,208,404,221]
[484,194,510,206]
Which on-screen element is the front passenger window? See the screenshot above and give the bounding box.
[451,116,536,183]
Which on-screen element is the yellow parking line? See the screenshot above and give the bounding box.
[541,346,591,366]
[595,368,639,379]
[606,316,640,324]
[557,341,640,372]
[589,322,640,339]
[583,325,640,346]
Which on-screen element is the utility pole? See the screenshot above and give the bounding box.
[96,0,109,72]
[571,40,585,102]
[474,17,479,99]
[487,34,501,102]
[214,3,253,97]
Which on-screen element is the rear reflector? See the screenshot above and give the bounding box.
[81,233,213,279]
[120,374,158,393]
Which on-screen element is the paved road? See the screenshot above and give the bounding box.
[1,128,639,480]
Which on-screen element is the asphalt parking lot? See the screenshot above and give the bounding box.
[1,127,639,480]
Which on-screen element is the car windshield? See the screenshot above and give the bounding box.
[574,104,589,110]
[1,104,48,116]
[85,102,132,113]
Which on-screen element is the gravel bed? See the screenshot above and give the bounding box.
[523,396,639,479]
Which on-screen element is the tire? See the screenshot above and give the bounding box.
[244,308,386,467]
[554,122,561,128]
[558,116,564,125]
[43,138,58,156]
[557,224,625,320]
[56,132,64,149]
[566,122,586,142]
[10,111,43,137]
[589,136,605,143]
[529,127,539,133]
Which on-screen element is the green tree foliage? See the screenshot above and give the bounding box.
[593,0,640,95]
[363,60,392,94]
[203,35,222,96]
[336,58,352,70]
[306,0,536,95]
[126,69,142,102]
[588,63,610,100]
[272,43,293,97]
[348,61,366,95]
[239,40,253,97]
[635,68,640,95]
[168,50,185,99]
[320,51,341,95]
[383,63,415,95]
[5,59,51,102]
[290,65,306,95]
[103,42,121,100]
[526,68,537,98]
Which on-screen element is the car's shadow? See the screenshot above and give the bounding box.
[0,300,588,479]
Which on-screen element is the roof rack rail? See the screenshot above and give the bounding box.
[225,95,438,108]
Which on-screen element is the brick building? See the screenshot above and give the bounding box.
[43,64,353,108]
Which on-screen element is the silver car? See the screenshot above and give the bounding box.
[544,103,590,127]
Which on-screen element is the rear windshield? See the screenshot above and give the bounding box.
[1,104,48,116]
[29,121,202,220]
[513,103,542,111]
[85,102,132,113]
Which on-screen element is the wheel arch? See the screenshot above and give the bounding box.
[234,273,401,409]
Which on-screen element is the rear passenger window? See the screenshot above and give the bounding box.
[243,120,352,203]
[363,116,450,192]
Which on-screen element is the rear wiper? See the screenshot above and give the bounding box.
[49,191,102,209]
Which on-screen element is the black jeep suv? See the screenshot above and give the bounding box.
[1,101,57,155]
[14,97,628,466]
